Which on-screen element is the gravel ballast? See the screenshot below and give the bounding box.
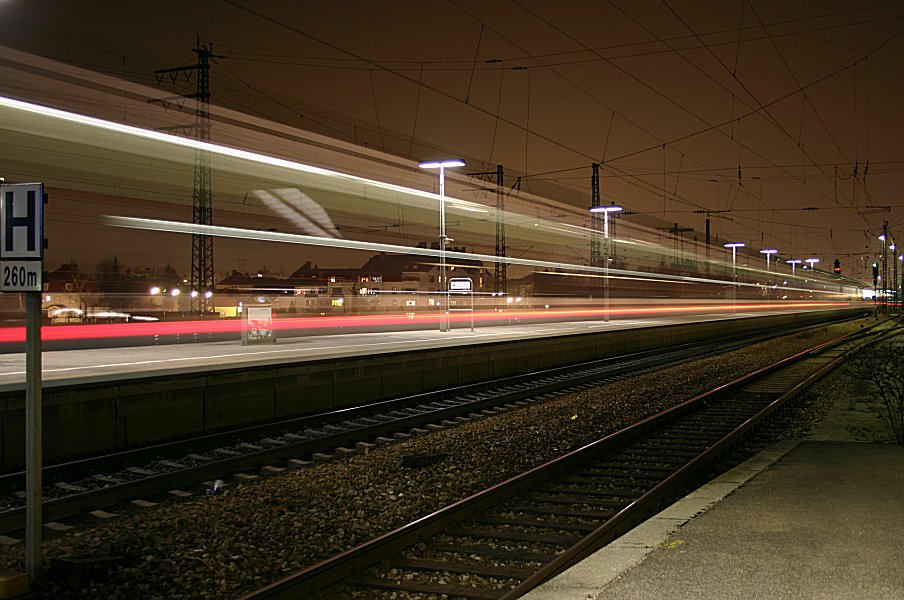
[0,320,873,598]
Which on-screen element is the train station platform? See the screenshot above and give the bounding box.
[0,308,820,389]
[525,439,904,599]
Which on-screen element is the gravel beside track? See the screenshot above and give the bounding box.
[0,320,871,598]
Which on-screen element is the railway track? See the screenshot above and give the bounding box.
[0,319,861,537]
[242,320,896,600]
[1,322,824,535]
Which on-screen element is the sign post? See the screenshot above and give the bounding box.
[449,277,474,332]
[242,305,275,345]
[1,182,45,582]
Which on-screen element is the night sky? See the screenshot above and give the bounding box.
[1,0,903,279]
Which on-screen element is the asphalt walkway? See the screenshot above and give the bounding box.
[525,440,904,599]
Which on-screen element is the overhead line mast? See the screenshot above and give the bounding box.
[590,163,601,266]
[153,38,222,313]
[468,165,507,294]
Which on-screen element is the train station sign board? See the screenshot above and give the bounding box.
[0,182,44,292]
[0,182,47,580]
[449,277,472,292]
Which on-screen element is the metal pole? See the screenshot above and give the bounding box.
[900,256,903,312]
[439,165,448,332]
[731,247,737,314]
[25,291,42,580]
[603,211,610,323]
[470,287,474,332]
[893,246,898,311]
[882,222,889,313]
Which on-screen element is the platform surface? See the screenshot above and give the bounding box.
[525,440,904,599]
[0,310,785,389]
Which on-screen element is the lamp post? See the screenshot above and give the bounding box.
[786,258,802,275]
[419,158,465,331]
[760,248,777,302]
[759,248,778,271]
[805,257,820,270]
[589,203,623,322]
[891,244,897,309]
[880,231,888,313]
[724,242,744,312]
[899,254,903,312]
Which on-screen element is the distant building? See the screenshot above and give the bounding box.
[216,245,491,314]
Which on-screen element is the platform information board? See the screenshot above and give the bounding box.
[242,305,276,345]
[0,182,44,291]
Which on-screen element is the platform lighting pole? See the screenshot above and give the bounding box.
[419,159,465,332]
[891,243,897,310]
[805,257,820,286]
[724,242,744,313]
[590,203,623,322]
[786,258,802,276]
[806,257,820,303]
[759,249,777,302]
[899,254,903,312]
[880,230,888,313]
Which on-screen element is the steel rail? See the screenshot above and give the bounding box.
[0,319,852,536]
[241,320,891,599]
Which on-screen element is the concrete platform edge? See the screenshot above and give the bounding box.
[522,438,802,599]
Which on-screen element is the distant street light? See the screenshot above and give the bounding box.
[892,244,899,309]
[589,203,623,238]
[805,257,820,269]
[589,203,623,322]
[880,232,888,312]
[899,254,903,311]
[759,249,778,270]
[419,158,465,331]
[724,242,744,312]
[760,249,778,302]
[723,242,745,275]
[786,258,802,275]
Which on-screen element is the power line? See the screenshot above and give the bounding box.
[218,6,904,70]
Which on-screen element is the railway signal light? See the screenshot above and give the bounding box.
[833,259,841,275]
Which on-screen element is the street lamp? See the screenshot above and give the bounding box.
[760,249,777,302]
[419,158,465,331]
[724,242,744,312]
[880,233,888,313]
[759,249,778,270]
[899,254,903,311]
[724,242,745,275]
[805,257,820,270]
[786,258,802,275]
[890,244,897,309]
[589,203,623,322]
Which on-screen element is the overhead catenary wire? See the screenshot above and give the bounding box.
[219,5,904,71]
[505,0,836,250]
[6,2,899,264]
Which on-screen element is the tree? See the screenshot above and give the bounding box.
[95,256,123,307]
[69,264,101,318]
[850,342,904,444]
[160,263,181,290]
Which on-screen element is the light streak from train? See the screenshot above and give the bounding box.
[104,216,857,297]
[0,302,850,344]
